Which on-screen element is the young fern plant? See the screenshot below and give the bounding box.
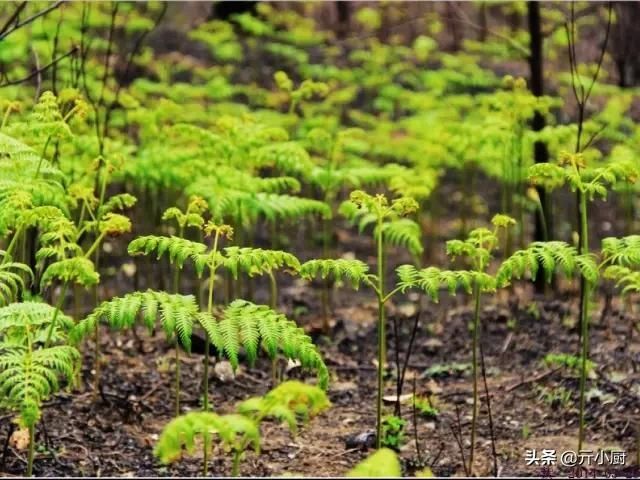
[128,220,302,407]
[0,302,79,477]
[301,190,470,449]
[529,151,638,450]
[154,380,330,476]
[36,207,130,397]
[71,289,215,417]
[444,214,515,475]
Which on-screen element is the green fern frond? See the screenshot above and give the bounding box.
[496,241,598,287]
[71,290,201,352]
[346,448,402,477]
[377,218,424,257]
[253,142,314,177]
[0,253,33,306]
[237,380,330,433]
[98,193,137,216]
[40,257,99,290]
[223,247,300,279]
[601,236,640,268]
[154,411,260,465]
[215,300,329,388]
[128,235,208,270]
[299,258,370,289]
[0,302,74,346]
[396,265,473,300]
[0,344,79,427]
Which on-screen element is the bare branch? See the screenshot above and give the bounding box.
[0,46,77,88]
[0,1,64,41]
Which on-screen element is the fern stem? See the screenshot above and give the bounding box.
[321,216,331,333]
[4,225,24,263]
[204,230,221,412]
[577,190,590,451]
[174,344,180,417]
[231,450,241,477]
[26,424,35,477]
[469,280,481,476]
[268,272,277,310]
[44,282,68,348]
[83,232,106,260]
[375,215,386,449]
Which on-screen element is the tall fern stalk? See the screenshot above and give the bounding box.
[375,212,385,449]
[577,191,590,451]
[468,280,481,473]
[204,226,222,414]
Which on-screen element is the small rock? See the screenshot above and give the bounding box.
[422,338,443,353]
[214,361,236,382]
[10,427,29,450]
[383,393,413,404]
[345,431,376,450]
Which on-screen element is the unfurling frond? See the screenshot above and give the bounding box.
[71,290,203,352]
[299,258,370,289]
[210,300,329,389]
[396,265,473,300]
[154,411,260,465]
[223,247,300,279]
[496,241,598,286]
[237,380,330,432]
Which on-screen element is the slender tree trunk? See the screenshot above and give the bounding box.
[335,1,350,39]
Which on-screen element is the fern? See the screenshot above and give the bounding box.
[601,236,640,268]
[396,265,473,301]
[71,290,209,352]
[299,258,370,289]
[128,235,209,271]
[496,241,599,286]
[155,381,329,475]
[346,448,402,477]
[40,257,100,290]
[211,300,329,389]
[0,302,74,347]
[603,265,640,296]
[377,218,424,257]
[0,252,33,306]
[223,246,300,279]
[154,411,260,474]
[0,344,79,428]
[237,380,330,431]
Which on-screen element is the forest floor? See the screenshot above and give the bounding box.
[2,182,639,477]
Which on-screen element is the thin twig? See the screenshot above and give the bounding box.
[0,1,65,40]
[450,404,470,476]
[0,2,27,38]
[480,341,498,477]
[0,47,77,88]
[505,367,561,392]
[412,376,422,463]
[30,44,41,100]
